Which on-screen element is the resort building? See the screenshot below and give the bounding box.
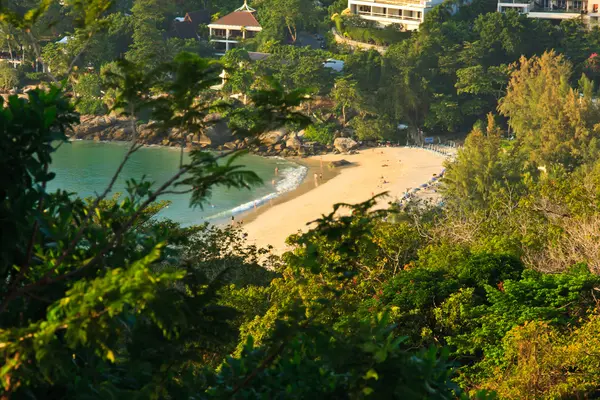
[347,0,446,31]
[497,0,599,27]
[208,1,262,53]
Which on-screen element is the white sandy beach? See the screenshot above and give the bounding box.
[243,147,449,253]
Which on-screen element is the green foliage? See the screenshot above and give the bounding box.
[499,51,600,169]
[0,62,18,90]
[256,0,318,44]
[209,314,462,399]
[303,123,335,145]
[126,0,174,69]
[335,14,410,46]
[331,76,360,125]
[73,72,106,115]
[255,45,335,94]
[351,115,397,142]
[8,2,600,399]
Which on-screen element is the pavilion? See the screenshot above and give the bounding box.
[208,1,262,53]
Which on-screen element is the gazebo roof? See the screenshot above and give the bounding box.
[209,1,260,28]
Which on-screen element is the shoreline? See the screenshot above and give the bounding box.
[241,147,452,254]
[233,156,341,226]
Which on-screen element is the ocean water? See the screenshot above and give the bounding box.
[47,141,307,225]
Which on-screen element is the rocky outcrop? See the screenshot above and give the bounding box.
[286,134,302,151]
[334,137,358,154]
[70,114,348,158]
[70,114,234,148]
[330,159,352,168]
[201,121,234,146]
[259,128,287,146]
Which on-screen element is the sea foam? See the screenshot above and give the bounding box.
[206,163,308,221]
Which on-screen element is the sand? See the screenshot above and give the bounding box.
[242,147,449,253]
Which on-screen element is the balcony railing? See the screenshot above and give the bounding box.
[355,0,425,5]
[532,5,586,12]
[358,10,422,20]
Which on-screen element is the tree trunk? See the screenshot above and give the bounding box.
[287,23,297,43]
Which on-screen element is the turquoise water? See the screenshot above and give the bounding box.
[47,141,307,225]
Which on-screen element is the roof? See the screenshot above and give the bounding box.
[209,11,261,28]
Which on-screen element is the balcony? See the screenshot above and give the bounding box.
[357,10,422,21]
[354,0,428,5]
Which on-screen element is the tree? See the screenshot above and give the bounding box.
[73,72,106,115]
[331,76,360,126]
[221,48,254,101]
[127,0,174,70]
[455,64,509,100]
[41,42,70,77]
[498,51,600,169]
[255,45,335,94]
[350,115,396,142]
[256,0,317,44]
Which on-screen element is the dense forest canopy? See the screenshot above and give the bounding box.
[3,0,600,398]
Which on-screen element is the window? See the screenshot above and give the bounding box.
[212,29,226,37]
[358,5,371,12]
[229,29,243,38]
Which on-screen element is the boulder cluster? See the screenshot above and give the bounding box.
[71,115,360,157]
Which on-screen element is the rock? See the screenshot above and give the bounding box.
[286,135,302,150]
[334,137,358,154]
[330,159,352,168]
[259,128,287,146]
[202,121,234,146]
[274,143,285,152]
[223,141,238,150]
[297,129,306,138]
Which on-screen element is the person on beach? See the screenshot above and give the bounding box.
[275,167,279,176]
[272,179,276,186]
[319,173,323,180]
[314,172,319,187]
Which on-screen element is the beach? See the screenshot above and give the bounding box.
[242,147,449,253]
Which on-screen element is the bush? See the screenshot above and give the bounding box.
[0,63,19,90]
[334,15,410,46]
[303,123,336,144]
[73,73,106,115]
[350,115,397,142]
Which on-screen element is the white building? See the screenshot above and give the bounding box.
[497,0,600,27]
[208,1,262,53]
[347,0,446,31]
